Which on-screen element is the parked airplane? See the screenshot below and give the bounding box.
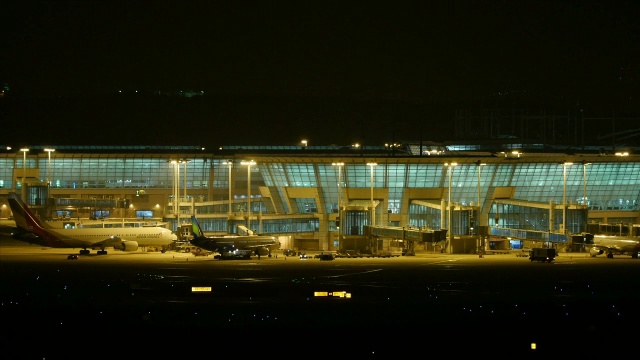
[8,192,178,255]
[584,233,640,258]
[189,215,280,258]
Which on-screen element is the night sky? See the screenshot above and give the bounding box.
[1,0,638,147]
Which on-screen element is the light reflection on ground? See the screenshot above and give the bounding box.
[1,237,638,359]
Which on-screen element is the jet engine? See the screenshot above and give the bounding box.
[589,247,604,257]
[255,247,270,256]
[114,241,139,252]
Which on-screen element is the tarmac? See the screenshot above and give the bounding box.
[1,236,639,359]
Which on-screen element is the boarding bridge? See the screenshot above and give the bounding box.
[366,225,448,254]
[368,224,570,254]
[488,227,568,243]
[366,195,586,254]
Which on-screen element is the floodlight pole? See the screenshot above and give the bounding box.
[241,160,256,231]
[20,148,29,200]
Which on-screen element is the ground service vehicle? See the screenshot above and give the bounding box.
[529,248,555,262]
[318,253,335,261]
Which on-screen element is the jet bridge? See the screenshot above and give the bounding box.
[489,227,568,244]
[366,225,447,255]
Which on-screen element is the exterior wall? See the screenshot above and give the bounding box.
[1,147,640,252]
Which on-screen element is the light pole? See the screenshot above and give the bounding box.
[44,148,55,188]
[180,159,191,221]
[563,162,573,234]
[170,160,179,226]
[20,148,29,200]
[476,161,486,208]
[476,161,485,252]
[446,162,457,253]
[241,160,256,231]
[367,163,377,227]
[581,161,590,206]
[223,160,233,215]
[582,160,590,233]
[333,162,345,252]
[332,162,344,211]
[181,159,189,199]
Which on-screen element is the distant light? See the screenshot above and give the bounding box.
[192,287,212,292]
[530,342,537,350]
[499,151,522,158]
[314,291,351,298]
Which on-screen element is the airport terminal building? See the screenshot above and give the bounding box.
[1,140,639,254]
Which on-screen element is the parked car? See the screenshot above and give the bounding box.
[282,249,297,256]
[67,254,78,260]
[318,253,335,261]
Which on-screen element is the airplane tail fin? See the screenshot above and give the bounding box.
[7,192,67,247]
[7,192,48,232]
[191,215,205,239]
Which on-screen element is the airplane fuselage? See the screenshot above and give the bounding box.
[588,234,640,258]
[190,235,280,254]
[46,227,177,249]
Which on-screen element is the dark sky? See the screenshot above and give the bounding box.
[1,0,639,147]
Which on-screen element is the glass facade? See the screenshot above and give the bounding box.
[1,156,640,212]
[1,146,639,247]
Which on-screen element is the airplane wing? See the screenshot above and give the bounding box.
[0,223,19,236]
[87,236,130,250]
[241,243,268,250]
[588,244,616,257]
[88,236,121,247]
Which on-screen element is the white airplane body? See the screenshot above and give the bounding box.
[8,192,177,255]
[586,233,640,258]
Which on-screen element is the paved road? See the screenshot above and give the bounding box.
[1,238,638,359]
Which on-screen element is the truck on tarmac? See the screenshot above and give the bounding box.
[529,248,556,262]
